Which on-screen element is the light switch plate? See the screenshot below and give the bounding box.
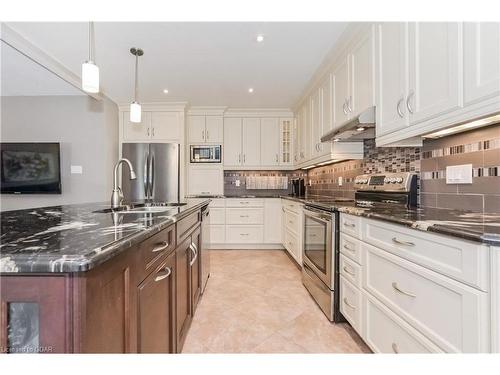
[446,164,472,184]
[71,165,83,174]
[235,179,240,187]
[338,176,343,186]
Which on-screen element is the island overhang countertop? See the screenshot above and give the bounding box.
[0,198,210,273]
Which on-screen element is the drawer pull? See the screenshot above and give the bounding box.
[152,241,169,253]
[240,233,249,236]
[189,243,198,266]
[240,215,249,218]
[392,343,399,354]
[343,297,356,309]
[240,201,250,204]
[392,237,415,246]
[289,220,293,224]
[343,244,355,252]
[343,222,355,228]
[342,266,355,276]
[392,282,416,298]
[154,267,172,282]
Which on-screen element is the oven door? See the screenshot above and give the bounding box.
[303,206,334,289]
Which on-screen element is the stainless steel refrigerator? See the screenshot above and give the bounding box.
[121,143,180,202]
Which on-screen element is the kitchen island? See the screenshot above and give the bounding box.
[0,198,210,353]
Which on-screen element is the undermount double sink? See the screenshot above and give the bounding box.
[94,202,187,214]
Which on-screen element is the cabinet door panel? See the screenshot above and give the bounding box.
[188,116,206,143]
[187,166,223,196]
[408,22,462,124]
[260,118,280,166]
[264,199,282,243]
[350,28,375,116]
[190,227,202,311]
[242,118,261,166]
[151,112,181,142]
[464,22,500,104]
[123,111,151,141]
[332,56,350,129]
[176,237,193,351]
[301,100,311,161]
[137,251,175,353]
[310,90,322,158]
[205,116,224,143]
[223,118,242,167]
[376,22,409,136]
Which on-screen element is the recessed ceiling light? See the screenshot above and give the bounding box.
[163,89,169,94]
[256,35,264,43]
[248,88,254,93]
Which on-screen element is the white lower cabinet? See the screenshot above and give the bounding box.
[362,291,443,353]
[264,198,282,244]
[340,276,363,333]
[226,225,264,243]
[281,199,304,265]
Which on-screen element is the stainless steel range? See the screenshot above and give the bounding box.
[301,172,417,323]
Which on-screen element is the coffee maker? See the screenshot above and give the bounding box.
[290,177,306,197]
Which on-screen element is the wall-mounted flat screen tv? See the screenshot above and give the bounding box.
[1,143,62,194]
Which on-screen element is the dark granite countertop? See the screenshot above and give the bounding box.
[0,198,210,273]
[281,196,500,246]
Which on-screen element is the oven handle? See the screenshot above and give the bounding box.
[303,206,332,222]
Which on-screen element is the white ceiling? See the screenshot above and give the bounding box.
[5,22,347,108]
[1,40,84,96]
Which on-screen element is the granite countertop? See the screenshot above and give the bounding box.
[281,196,500,246]
[0,198,210,273]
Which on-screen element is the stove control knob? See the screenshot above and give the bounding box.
[395,177,404,183]
[384,177,391,184]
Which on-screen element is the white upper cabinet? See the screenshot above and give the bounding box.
[223,118,242,167]
[408,22,462,124]
[376,22,410,136]
[332,55,350,130]
[320,74,333,134]
[350,28,375,117]
[123,111,152,141]
[464,22,500,105]
[260,118,281,166]
[187,165,223,196]
[310,89,323,158]
[188,115,223,144]
[187,115,206,143]
[204,116,224,143]
[280,118,293,166]
[242,118,261,166]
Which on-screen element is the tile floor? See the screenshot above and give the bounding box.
[182,250,371,353]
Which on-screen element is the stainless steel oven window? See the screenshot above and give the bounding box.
[304,213,328,272]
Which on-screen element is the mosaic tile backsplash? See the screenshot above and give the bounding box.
[224,170,306,197]
[307,123,500,213]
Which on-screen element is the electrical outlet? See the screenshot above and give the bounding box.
[235,179,240,187]
[446,164,472,184]
[71,165,83,174]
[338,176,343,186]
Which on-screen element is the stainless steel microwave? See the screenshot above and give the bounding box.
[190,145,222,163]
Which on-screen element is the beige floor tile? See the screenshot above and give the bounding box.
[181,250,371,354]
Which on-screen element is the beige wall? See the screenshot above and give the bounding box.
[0,95,118,211]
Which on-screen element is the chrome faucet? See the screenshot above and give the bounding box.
[111,158,137,208]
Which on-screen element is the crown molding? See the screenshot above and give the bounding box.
[187,106,228,116]
[118,101,189,112]
[224,108,294,118]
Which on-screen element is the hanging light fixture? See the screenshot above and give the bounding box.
[130,47,144,123]
[81,21,99,93]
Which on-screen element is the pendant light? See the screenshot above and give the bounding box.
[81,21,99,93]
[130,47,144,123]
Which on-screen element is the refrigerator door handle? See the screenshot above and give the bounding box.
[149,152,155,199]
[144,152,150,199]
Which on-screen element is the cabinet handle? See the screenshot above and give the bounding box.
[343,244,355,252]
[343,222,355,228]
[154,267,172,282]
[282,207,286,213]
[342,101,348,115]
[276,154,279,163]
[342,266,355,276]
[202,130,205,141]
[152,127,155,137]
[201,191,210,195]
[206,130,209,140]
[392,282,416,298]
[240,215,249,218]
[152,241,169,253]
[392,343,399,354]
[343,297,356,309]
[392,237,415,246]
[189,243,198,266]
[243,154,246,163]
[238,154,241,163]
[396,97,405,118]
[406,90,414,114]
[240,201,250,204]
[147,127,150,137]
[240,233,249,236]
[347,96,353,112]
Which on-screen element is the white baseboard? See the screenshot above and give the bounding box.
[207,243,284,250]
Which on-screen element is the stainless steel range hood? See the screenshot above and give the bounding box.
[320,106,376,142]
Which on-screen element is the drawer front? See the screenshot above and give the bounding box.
[340,254,362,288]
[340,213,362,239]
[225,198,264,208]
[209,207,225,225]
[340,233,363,264]
[340,276,362,333]
[209,198,225,208]
[226,208,264,225]
[177,210,201,243]
[362,218,489,291]
[226,225,264,243]
[284,229,301,263]
[140,225,176,278]
[284,210,300,234]
[363,243,489,353]
[281,199,303,214]
[363,292,443,353]
[208,225,225,244]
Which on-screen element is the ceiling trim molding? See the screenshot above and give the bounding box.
[224,108,294,118]
[187,106,228,116]
[1,23,106,102]
[292,22,374,112]
[118,102,189,112]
